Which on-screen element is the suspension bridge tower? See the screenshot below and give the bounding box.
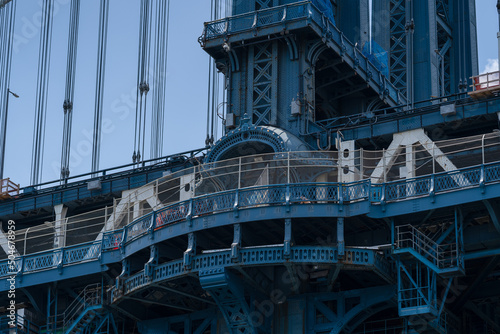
[3,1,500,333]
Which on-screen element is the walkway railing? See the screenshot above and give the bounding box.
[0,314,40,334]
[200,1,404,105]
[0,177,19,198]
[2,159,500,279]
[11,130,500,259]
[42,283,103,333]
[201,1,311,42]
[395,225,460,270]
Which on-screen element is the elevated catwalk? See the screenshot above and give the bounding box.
[1,1,500,333]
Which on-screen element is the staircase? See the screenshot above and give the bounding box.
[394,224,464,276]
[53,283,105,334]
[395,224,464,334]
[65,306,103,334]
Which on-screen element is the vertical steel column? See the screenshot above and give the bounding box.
[337,217,345,258]
[251,42,278,126]
[388,0,408,99]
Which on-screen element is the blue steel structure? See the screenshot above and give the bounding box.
[2,0,500,333]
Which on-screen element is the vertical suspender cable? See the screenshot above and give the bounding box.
[133,0,152,164]
[31,0,54,186]
[0,0,16,180]
[60,0,80,181]
[142,0,153,162]
[150,0,170,159]
[205,0,215,147]
[91,0,109,173]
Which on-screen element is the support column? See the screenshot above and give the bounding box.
[183,233,196,270]
[54,204,67,248]
[337,217,345,259]
[200,269,258,334]
[339,140,360,183]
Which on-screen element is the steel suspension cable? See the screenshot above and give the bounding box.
[133,0,152,164]
[60,0,81,181]
[31,0,54,186]
[0,0,16,180]
[91,0,109,173]
[150,0,170,159]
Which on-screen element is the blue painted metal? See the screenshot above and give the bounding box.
[3,160,500,289]
[0,1,492,332]
[306,285,396,333]
[315,95,500,141]
[200,268,259,334]
[373,0,477,102]
[394,224,464,276]
[138,309,218,334]
[0,148,206,218]
[114,245,392,298]
[397,261,438,317]
[200,0,405,142]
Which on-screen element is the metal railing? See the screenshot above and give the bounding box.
[470,71,500,92]
[0,314,40,334]
[200,1,404,105]
[44,283,103,333]
[11,128,500,260]
[2,158,500,278]
[395,224,460,270]
[201,1,311,42]
[3,145,500,278]
[1,177,19,197]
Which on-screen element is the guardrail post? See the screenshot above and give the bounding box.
[430,174,435,203]
[287,152,290,184]
[183,233,196,270]
[18,256,24,281]
[286,184,291,212]
[187,198,193,227]
[148,213,155,239]
[480,164,485,193]
[238,157,242,189]
[120,228,127,254]
[338,183,344,211]
[233,189,239,218]
[57,248,64,274]
[380,184,386,211]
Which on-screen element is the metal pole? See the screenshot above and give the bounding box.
[0,89,18,180]
[482,134,486,165]
[432,143,436,174]
[238,157,241,189]
[0,91,9,180]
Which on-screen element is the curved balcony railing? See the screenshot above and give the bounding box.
[200,1,404,105]
[2,158,500,280]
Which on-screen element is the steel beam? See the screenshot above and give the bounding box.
[452,256,500,311]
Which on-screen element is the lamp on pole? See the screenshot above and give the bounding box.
[0,89,19,180]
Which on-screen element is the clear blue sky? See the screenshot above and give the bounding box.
[3,0,499,187]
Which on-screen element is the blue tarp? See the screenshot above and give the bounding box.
[362,40,389,78]
[312,0,336,25]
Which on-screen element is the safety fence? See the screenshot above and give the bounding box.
[201,0,403,105]
[2,157,500,277]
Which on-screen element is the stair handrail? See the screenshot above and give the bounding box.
[62,283,102,330]
[396,224,460,269]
